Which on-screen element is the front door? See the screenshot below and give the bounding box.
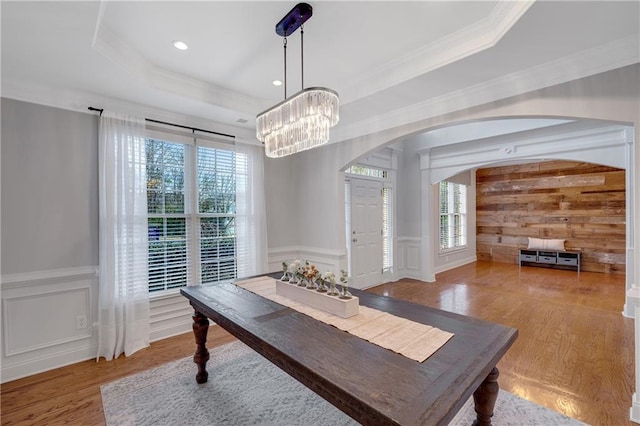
[350,177,383,289]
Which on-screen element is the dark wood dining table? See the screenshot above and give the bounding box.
[181,275,517,426]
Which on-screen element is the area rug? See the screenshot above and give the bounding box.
[101,341,586,426]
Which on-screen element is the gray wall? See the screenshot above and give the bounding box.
[1,98,98,274]
[263,155,298,250]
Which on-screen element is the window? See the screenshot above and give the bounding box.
[147,139,189,292]
[146,138,244,293]
[439,181,467,251]
[382,185,392,271]
[346,165,387,179]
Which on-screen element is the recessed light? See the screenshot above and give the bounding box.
[173,40,188,50]
[272,80,282,86]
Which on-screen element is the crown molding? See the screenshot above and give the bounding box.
[1,79,258,144]
[340,1,535,104]
[333,35,640,144]
[91,1,532,112]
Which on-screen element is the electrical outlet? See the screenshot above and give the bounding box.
[76,315,87,330]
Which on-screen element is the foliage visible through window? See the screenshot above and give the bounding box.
[146,139,240,293]
[198,147,237,285]
[439,181,467,251]
[147,139,189,293]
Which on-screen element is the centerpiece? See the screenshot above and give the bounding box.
[276,260,359,318]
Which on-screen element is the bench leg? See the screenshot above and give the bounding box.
[192,310,210,384]
[472,367,500,426]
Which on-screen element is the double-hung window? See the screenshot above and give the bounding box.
[439,181,467,251]
[146,135,244,293]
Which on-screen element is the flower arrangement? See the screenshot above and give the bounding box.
[323,271,339,296]
[287,259,302,284]
[339,269,352,299]
[322,271,336,284]
[282,261,350,299]
[304,262,319,288]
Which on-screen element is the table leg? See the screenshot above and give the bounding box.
[472,367,499,426]
[192,310,210,384]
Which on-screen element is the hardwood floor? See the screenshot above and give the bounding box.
[368,261,633,426]
[1,261,632,425]
[0,327,236,425]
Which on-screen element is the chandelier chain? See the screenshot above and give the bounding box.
[300,25,304,90]
[283,37,288,99]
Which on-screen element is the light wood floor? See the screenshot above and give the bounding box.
[1,261,632,425]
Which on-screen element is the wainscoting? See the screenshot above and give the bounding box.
[267,245,347,277]
[149,293,193,343]
[1,267,98,382]
[396,237,422,279]
[1,267,196,383]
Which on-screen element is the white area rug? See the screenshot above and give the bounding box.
[101,341,587,426]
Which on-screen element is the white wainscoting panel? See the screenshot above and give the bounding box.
[267,246,299,274]
[268,246,347,276]
[149,292,193,342]
[397,237,422,280]
[1,267,98,383]
[3,288,91,356]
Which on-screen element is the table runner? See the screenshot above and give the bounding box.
[234,276,454,362]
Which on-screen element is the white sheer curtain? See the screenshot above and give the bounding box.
[97,112,150,361]
[236,142,268,278]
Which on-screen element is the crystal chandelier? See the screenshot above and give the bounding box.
[256,3,339,158]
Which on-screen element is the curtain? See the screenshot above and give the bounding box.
[235,143,268,279]
[97,112,150,361]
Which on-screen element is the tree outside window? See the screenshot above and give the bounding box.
[146,139,241,293]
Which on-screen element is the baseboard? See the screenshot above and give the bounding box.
[434,255,477,275]
[1,342,97,383]
[268,245,347,275]
[630,392,640,423]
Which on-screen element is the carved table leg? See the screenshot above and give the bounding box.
[192,310,210,384]
[472,367,500,426]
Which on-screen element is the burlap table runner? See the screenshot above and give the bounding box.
[235,276,454,362]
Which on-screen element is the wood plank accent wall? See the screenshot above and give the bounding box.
[476,160,626,274]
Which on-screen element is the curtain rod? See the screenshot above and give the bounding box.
[87,107,235,139]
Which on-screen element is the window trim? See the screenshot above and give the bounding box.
[438,181,468,253]
[146,136,241,295]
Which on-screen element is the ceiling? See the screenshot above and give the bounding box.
[2,1,639,144]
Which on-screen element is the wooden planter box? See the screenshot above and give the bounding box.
[275,280,359,318]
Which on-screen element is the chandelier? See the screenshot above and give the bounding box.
[256,3,339,158]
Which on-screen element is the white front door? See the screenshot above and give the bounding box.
[350,177,383,289]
